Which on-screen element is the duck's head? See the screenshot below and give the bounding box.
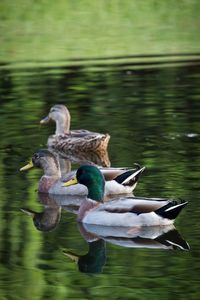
[20,149,60,177]
[64,165,105,202]
[40,104,71,134]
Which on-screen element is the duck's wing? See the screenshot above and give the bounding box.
[99,197,188,221]
[70,129,109,138]
[99,198,175,214]
[101,168,130,181]
[62,132,110,140]
[101,165,145,182]
[51,133,110,152]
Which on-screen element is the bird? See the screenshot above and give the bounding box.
[63,165,188,227]
[20,149,145,196]
[40,104,110,153]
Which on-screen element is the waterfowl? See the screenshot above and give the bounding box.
[20,149,145,196]
[64,165,188,227]
[40,104,110,153]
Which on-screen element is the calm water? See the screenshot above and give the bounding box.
[0,56,200,299]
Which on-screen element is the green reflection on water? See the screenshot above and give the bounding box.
[0,60,200,299]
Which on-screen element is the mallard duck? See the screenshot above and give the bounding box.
[40,104,110,153]
[64,165,188,226]
[20,149,145,196]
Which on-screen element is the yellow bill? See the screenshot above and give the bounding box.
[63,177,78,187]
[40,115,50,124]
[63,251,79,264]
[20,160,34,171]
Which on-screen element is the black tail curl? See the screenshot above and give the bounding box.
[155,200,188,220]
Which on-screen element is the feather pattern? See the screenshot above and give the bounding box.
[79,197,188,227]
[20,150,145,195]
[63,165,188,227]
[40,104,110,153]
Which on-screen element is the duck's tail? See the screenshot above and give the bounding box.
[155,200,188,220]
[114,165,145,187]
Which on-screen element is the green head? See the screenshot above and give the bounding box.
[65,165,105,202]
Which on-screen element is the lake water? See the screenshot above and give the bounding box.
[0,55,200,299]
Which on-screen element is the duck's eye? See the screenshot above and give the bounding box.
[34,154,40,160]
[77,168,84,179]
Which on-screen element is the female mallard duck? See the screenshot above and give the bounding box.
[40,104,110,153]
[20,149,145,196]
[64,165,188,226]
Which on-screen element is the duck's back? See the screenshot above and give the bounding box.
[82,198,172,227]
[47,131,110,153]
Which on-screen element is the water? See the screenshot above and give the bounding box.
[0,56,200,299]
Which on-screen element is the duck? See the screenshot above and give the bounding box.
[63,165,188,227]
[40,104,110,153]
[20,149,145,196]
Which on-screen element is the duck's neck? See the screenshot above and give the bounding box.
[42,160,61,178]
[88,183,104,203]
[77,198,98,221]
[39,176,59,193]
[55,113,71,135]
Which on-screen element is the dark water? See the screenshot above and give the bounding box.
[0,56,200,299]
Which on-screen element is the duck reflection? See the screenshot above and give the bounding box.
[20,192,88,231]
[63,223,189,274]
[21,193,62,232]
[53,148,111,168]
[80,223,190,251]
[64,239,106,274]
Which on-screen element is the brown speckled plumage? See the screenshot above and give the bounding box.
[48,133,110,153]
[40,104,110,153]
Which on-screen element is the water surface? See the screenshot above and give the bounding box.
[0,55,200,299]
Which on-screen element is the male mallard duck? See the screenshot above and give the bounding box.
[64,165,188,226]
[40,104,110,153]
[20,149,145,196]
